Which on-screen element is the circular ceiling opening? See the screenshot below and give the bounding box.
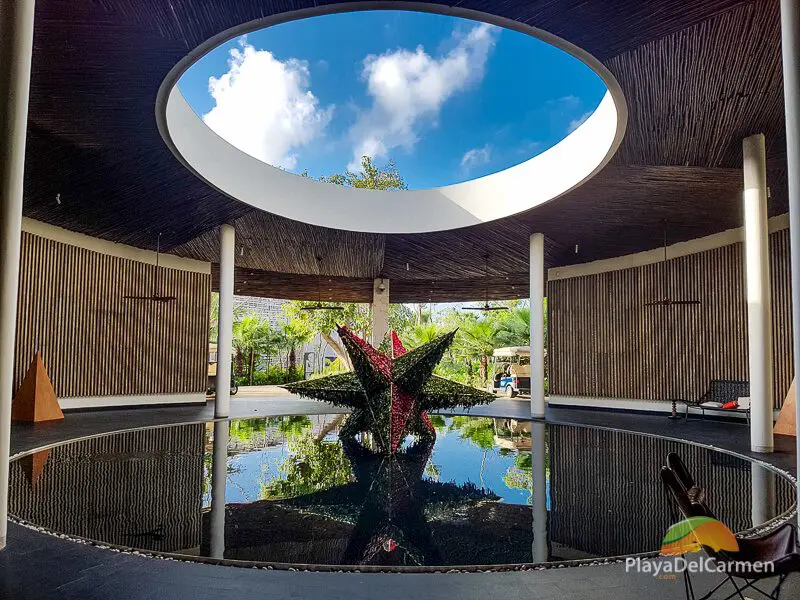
[158,5,627,234]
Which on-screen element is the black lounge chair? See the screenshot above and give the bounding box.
[661,453,799,599]
[682,380,751,422]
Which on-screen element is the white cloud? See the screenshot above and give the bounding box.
[203,39,333,170]
[553,95,580,109]
[348,23,498,171]
[568,111,592,133]
[460,144,492,171]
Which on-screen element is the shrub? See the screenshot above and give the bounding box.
[235,365,306,386]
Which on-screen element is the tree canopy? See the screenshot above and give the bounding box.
[305,156,407,191]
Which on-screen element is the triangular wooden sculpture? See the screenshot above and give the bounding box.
[774,378,796,437]
[11,353,63,423]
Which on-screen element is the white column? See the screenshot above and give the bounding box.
[0,0,36,551]
[371,277,389,348]
[743,134,774,453]
[530,233,546,418]
[531,421,548,562]
[750,462,777,527]
[216,224,235,418]
[210,420,229,559]
[780,0,800,523]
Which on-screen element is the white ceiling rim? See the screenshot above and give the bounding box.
[157,2,628,234]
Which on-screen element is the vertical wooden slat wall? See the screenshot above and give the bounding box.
[13,232,211,399]
[549,228,793,407]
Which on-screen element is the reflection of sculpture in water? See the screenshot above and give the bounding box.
[275,437,499,566]
[285,326,494,454]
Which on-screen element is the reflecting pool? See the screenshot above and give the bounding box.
[9,415,795,569]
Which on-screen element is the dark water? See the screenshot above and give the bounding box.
[9,415,795,568]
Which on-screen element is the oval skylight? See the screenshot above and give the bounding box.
[177,10,610,190]
[159,8,626,234]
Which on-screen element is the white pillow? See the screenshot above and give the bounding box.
[737,397,751,409]
[700,401,724,408]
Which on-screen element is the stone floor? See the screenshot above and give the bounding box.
[2,393,798,600]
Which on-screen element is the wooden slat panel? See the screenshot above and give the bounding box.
[174,211,385,279]
[549,229,793,407]
[606,0,784,168]
[13,232,210,399]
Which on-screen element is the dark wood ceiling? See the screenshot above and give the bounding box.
[22,0,789,302]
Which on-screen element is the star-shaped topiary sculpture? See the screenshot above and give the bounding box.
[284,326,495,454]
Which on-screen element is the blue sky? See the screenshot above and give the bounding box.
[179,10,607,190]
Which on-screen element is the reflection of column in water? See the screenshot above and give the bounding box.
[750,462,777,527]
[210,420,230,559]
[531,421,548,563]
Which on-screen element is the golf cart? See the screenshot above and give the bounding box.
[489,347,531,398]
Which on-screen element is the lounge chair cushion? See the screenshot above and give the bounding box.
[700,401,724,408]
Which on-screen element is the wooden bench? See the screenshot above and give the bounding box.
[682,379,750,422]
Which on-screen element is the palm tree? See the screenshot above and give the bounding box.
[454,316,503,384]
[403,322,441,349]
[278,321,312,382]
[493,301,548,381]
[233,315,278,385]
[495,306,530,347]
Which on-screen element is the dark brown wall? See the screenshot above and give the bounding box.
[14,232,210,398]
[548,228,793,407]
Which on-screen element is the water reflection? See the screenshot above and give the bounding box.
[531,422,548,563]
[8,415,795,569]
[276,438,497,565]
[750,462,777,527]
[210,420,228,559]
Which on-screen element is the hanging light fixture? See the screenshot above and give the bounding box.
[644,222,701,307]
[642,221,700,421]
[301,255,343,311]
[123,232,177,303]
[462,253,509,312]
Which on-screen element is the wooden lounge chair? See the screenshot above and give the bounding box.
[661,453,800,599]
[682,380,751,422]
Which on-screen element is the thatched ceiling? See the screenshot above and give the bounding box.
[23,0,788,302]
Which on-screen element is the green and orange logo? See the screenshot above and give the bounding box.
[660,517,739,556]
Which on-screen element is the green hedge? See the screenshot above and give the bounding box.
[234,365,305,386]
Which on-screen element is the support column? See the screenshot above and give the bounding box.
[531,421,548,563]
[780,0,800,522]
[0,0,37,551]
[371,278,389,348]
[216,224,235,418]
[210,420,229,559]
[743,134,774,453]
[530,233,546,418]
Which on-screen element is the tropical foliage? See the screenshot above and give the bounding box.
[211,159,544,390]
[400,301,541,388]
[261,432,353,500]
[302,155,407,191]
[232,314,279,384]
